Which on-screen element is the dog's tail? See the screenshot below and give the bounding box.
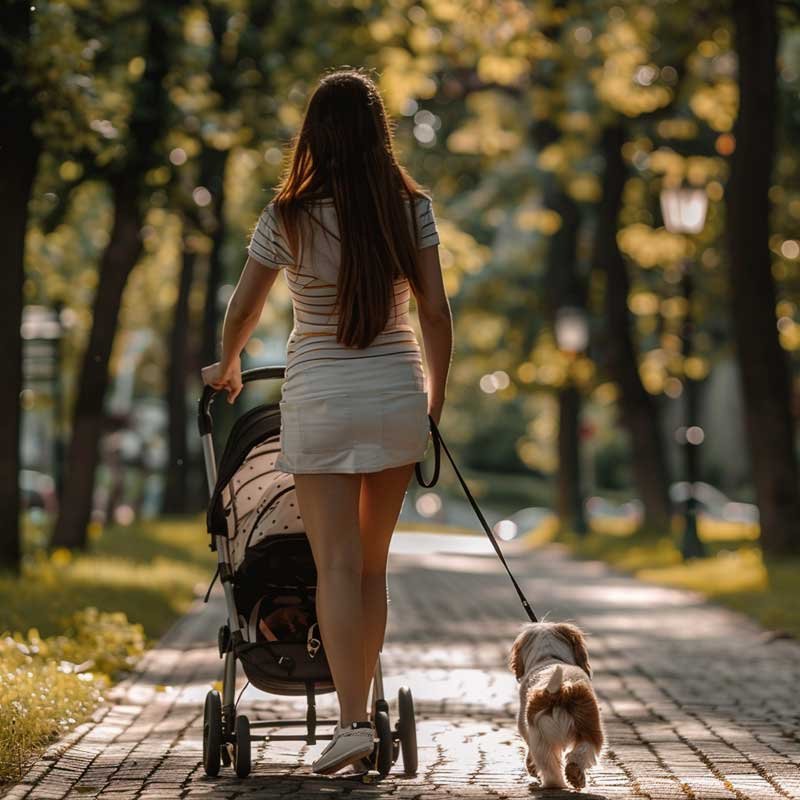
[529,676,602,745]
[546,665,563,694]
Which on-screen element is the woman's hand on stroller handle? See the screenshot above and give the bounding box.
[201,357,243,404]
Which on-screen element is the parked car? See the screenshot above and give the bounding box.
[669,481,759,523]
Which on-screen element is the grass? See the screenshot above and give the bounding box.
[453,467,553,511]
[558,516,800,639]
[0,515,215,785]
[1,515,215,639]
[397,520,486,535]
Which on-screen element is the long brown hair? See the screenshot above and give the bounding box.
[271,67,430,348]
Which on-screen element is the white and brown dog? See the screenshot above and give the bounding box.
[508,621,604,790]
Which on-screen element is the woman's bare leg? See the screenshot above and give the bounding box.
[293,472,367,726]
[358,462,416,708]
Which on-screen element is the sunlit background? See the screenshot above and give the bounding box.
[3,0,800,782]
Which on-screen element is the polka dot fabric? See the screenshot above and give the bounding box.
[223,432,304,571]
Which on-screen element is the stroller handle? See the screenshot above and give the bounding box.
[198,365,286,436]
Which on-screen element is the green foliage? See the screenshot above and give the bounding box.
[1,517,214,639]
[593,434,633,490]
[0,608,144,784]
[0,516,213,783]
[11,0,800,588]
[22,607,147,677]
[440,467,554,512]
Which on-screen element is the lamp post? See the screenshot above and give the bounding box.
[555,306,590,354]
[660,185,709,560]
[554,305,590,536]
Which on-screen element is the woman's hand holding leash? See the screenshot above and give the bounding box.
[201,356,243,404]
[428,397,444,426]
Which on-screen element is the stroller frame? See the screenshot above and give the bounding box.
[197,365,417,779]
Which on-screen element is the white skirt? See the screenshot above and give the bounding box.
[275,355,431,474]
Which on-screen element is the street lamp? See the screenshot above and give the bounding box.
[555,306,590,354]
[660,184,709,560]
[659,186,708,235]
[554,305,590,536]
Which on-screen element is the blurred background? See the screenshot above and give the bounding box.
[2,0,800,727]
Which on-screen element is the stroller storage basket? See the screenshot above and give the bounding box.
[233,534,333,694]
[236,641,334,695]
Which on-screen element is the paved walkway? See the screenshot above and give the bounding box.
[4,532,799,800]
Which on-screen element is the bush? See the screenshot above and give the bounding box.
[0,516,212,787]
[0,608,145,784]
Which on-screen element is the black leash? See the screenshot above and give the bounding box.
[415,416,539,623]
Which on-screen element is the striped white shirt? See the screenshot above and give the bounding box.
[246,195,440,377]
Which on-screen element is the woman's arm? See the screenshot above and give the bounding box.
[201,255,281,403]
[220,255,280,369]
[413,243,453,425]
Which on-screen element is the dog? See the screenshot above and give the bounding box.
[246,595,312,643]
[508,621,604,790]
[258,605,311,642]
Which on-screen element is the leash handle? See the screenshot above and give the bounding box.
[415,415,538,623]
[415,418,441,487]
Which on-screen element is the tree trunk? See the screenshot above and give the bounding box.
[596,124,672,532]
[726,0,800,555]
[558,385,587,533]
[170,144,230,513]
[543,181,588,534]
[200,147,229,368]
[51,4,173,547]
[51,175,143,549]
[162,219,196,514]
[0,2,41,572]
[197,147,231,503]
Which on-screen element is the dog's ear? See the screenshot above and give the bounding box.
[555,623,592,678]
[508,632,527,680]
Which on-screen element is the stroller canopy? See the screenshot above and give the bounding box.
[207,403,304,572]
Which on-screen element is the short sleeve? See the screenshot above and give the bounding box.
[247,202,293,269]
[415,196,440,249]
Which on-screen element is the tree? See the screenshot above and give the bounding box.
[544,184,589,534]
[594,123,673,531]
[52,4,181,548]
[162,211,198,514]
[0,1,42,572]
[725,0,800,555]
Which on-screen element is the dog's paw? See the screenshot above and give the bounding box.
[565,762,586,790]
[525,752,538,777]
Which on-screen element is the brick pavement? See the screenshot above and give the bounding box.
[4,532,799,800]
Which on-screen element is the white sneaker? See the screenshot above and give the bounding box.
[311,721,375,775]
[348,748,376,773]
[350,708,377,771]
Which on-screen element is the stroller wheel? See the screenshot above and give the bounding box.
[374,710,393,777]
[203,690,223,777]
[397,686,418,775]
[233,714,251,778]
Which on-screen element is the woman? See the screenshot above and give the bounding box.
[202,67,453,775]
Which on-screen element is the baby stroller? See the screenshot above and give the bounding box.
[197,365,418,779]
